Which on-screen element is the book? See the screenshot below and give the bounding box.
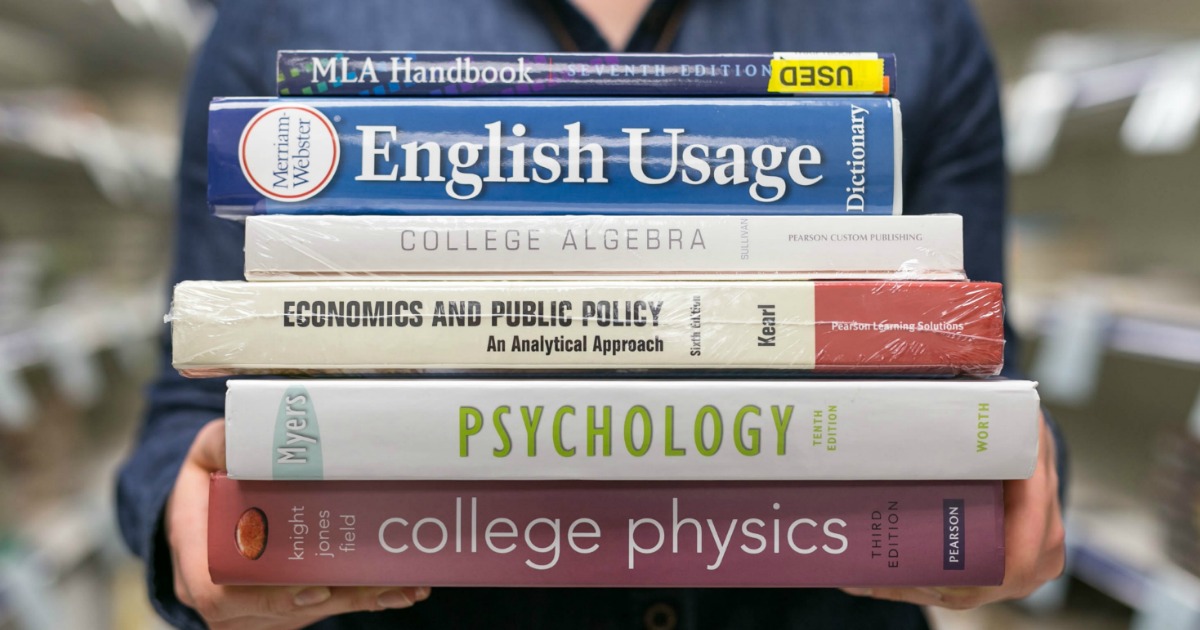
[276,51,897,97]
[243,214,965,281]
[224,379,1039,481]
[209,96,900,218]
[169,280,1005,376]
[209,475,1004,587]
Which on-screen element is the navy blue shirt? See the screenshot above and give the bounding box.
[117,1,1026,627]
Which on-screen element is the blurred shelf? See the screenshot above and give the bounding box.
[1023,298,1200,369]
[0,285,163,427]
[12,448,127,576]
[0,287,162,371]
[0,91,176,207]
[1014,273,1200,629]
[1067,498,1200,629]
[1068,505,1162,608]
[0,0,208,82]
[1004,32,1200,172]
[1106,317,1200,368]
[1013,275,1200,409]
[0,19,75,88]
[0,448,132,630]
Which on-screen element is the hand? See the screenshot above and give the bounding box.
[166,419,432,629]
[842,412,1066,610]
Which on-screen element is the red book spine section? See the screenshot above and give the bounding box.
[815,281,1005,374]
[209,476,1004,587]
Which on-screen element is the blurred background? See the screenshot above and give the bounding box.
[0,1,1197,628]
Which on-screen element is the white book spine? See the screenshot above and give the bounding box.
[225,379,1040,481]
[243,214,965,280]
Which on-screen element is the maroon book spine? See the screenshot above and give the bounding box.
[209,475,1004,587]
[811,281,1004,375]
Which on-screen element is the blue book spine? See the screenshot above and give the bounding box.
[209,97,901,218]
[277,51,897,97]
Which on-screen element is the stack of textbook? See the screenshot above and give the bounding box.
[169,51,1040,587]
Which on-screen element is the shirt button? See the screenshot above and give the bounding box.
[643,602,678,630]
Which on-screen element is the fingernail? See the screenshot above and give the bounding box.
[415,587,431,600]
[917,588,945,601]
[377,589,413,609]
[844,588,873,597]
[294,587,332,607]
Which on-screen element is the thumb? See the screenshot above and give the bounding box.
[188,418,227,472]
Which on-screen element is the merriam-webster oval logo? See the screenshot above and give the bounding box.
[238,104,339,202]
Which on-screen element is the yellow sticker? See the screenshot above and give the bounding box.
[768,59,887,94]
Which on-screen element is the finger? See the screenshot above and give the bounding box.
[1001,480,1047,598]
[166,488,195,609]
[190,418,227,472]
[172,420,433,623]
[999,413,1063,599]
[211,611,373,630]
[217,595,429,630]
[168,439,219,610]
[847,586,997,611]
[1033,416,1066,583]
[170,421,338,624]
[187,584,335,623]
[300,586,431,616]
[172,450,311,622]
[173,480,424,621]
[925,587,994,610]
[201,584,431,623]
[211,614,331,630]
[843,587,947,608]
[170,454,228,620]
[210,585,428,624]
[844,417,1068,612]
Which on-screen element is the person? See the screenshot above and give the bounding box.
[116,0,1067,627]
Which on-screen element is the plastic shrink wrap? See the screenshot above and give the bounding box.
[169,280,1005,376]
[243,214,966,281]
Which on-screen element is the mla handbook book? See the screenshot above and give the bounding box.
[169,280,1006,376]
[209,475,1004,587]
[224,379,1040,481]
[208,97,900,217]
[276,51,897,97]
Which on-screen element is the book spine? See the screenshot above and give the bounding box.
[209,476,1004,587]
[224,379,1040,481]
[276,51,897,97]
[170,280,1005,376]
[208,97,900,217]
[243,214,965,281]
